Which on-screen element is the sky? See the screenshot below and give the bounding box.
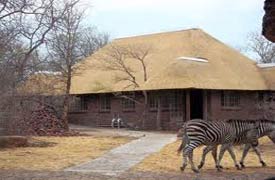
[82,0,265,54]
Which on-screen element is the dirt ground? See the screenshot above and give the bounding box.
[0,136,132,170]
[0,127,274,179]
[0,170,274,180]
[134,136,275,175]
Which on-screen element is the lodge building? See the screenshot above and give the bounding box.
[68,29,275,130]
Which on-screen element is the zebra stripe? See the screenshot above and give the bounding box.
[198,119,275,169]
[179,119,257,172]
[238,119,275,167]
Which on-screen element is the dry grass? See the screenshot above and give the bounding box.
[0,136,131,170]
[134,137,275,173]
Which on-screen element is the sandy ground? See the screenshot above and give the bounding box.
[134,136,275,175]
[0,136,131,170]
[1,126,274,179]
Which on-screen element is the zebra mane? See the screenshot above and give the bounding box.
[226,119,275,124]
[226,119,256,124]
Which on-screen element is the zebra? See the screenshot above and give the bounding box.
[178,119,258,173]
[197,119,275,170]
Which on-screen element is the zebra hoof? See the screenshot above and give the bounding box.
[236,164,242,170]
[215,165,223,169]
[180,166,185,171]
[216,165,223,172]
[240,162,245,168]
[198,163,204,169]
[192,168,200,173]
[261,161,267,167]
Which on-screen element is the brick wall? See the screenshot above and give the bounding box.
[209,90,268,121]
[69,90,275,130]
[69,92,160,130]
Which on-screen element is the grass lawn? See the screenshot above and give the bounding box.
[0,136,132,170]
[134,137,275,173]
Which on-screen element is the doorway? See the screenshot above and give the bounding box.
[190,89,203,119]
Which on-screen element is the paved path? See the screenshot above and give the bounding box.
[65,132,176,176]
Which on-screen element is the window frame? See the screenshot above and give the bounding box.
[149,93,158,111]
[121,92,136,112]
[221,91,241,109]
[80,96,88,111]
[69,96,89,112]
[99,94,111,112]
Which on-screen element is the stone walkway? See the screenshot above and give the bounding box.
[65,132,176,176]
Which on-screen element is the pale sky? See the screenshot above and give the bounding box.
[83,0,264,53]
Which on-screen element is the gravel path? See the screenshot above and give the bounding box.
[65,132,176,176]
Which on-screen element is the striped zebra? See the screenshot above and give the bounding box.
[178,119,257,173]
[197,119,275,170]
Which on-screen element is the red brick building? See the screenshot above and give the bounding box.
[69,29,275,130]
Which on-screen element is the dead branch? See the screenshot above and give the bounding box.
[246,31,275,63]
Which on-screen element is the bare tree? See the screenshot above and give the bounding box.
[98,44,152,129]
[0,0,82,135]
[46,2,109,129]
[77,27,109,58]
[0,0,82,88]
[246,31,275,121]
[246,31,275,63]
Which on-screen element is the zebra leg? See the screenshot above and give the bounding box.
[216,144,228,172]
[198,145,215,169]
[240,144,251,168]
[211,146,223,169]
[252,145,267,167]
[227,146,242,170]
[216,144,240,171]
[181,145,199,173]
[180,142,190,172]
[188,150,199,173]
[180,151,188,172]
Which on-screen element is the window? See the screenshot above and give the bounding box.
[80,96,88,111]
[161,95,170,110]
[121,92,135,111]
[100,94,111,112]
[161,93,176,111]
[149,93,158,111]
[69,96,89,112]
[221,91,240,108]
[150,92,182,111]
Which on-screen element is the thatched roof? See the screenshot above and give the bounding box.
[19,73,65,96]
[70,28,270,94]
[259,66,275,90]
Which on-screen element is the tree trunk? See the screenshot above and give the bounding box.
[61,94,69,130]
[61,73,71,131]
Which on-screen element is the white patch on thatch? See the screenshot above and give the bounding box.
[176,56,209,63]
[257,63,275,69]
